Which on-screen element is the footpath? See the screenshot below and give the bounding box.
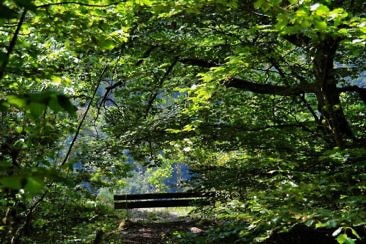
[115,208,206,243]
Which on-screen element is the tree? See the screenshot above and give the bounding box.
[0,0,365,242]
[0,1,134,242]
[124,0,366,146]
[99,0,366,242]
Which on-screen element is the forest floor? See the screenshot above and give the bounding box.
[110,208,209,243]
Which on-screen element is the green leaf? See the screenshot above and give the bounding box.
[254,0,264,10]
[0,176,22,190]
[313,5,330,17]
[315,21,327,30]
[350,228,361,240]
[338,28,348,36]
[7,95,27,108]
[99,39,116,51]
[48,95,63,112]
[336,234,355,244]
[24,177,44,193]
[15,126,23,133]
[57,94,77,115]
[51,76,62,86]
[13,138,27,149]
[28,102,46,118]
[360,26,366,34]
[316,219,337,228]
[296,9,308,18]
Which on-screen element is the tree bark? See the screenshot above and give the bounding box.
[312,38,354,147]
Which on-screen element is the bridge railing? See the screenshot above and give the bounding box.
[114,192,211,209]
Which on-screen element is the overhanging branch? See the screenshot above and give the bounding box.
[178,57,316,95]
[226,78,316,96]
[179,57,366,99]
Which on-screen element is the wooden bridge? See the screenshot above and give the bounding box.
[114,192,211,209]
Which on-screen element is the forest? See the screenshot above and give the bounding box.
[0,0,365,243]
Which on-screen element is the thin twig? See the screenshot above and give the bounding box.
[61,64,108,166]
[0,9,27,80]
[144,59,178,117]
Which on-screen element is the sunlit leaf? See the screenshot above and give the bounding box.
[336,234,356,244]
[51,76,62,86]
[7,95,27,108]
[99,39,116,51]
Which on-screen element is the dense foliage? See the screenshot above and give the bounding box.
[0,0,365,243]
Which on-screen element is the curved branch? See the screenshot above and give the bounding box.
[36,1,124,9]
[179,57,366,101]
[226,78,316,96]
[179,57,316,95]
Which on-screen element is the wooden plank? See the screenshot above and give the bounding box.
[114,192,205,201]
[114,198,209,209]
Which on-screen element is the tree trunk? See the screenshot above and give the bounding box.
[313,38,354,147]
